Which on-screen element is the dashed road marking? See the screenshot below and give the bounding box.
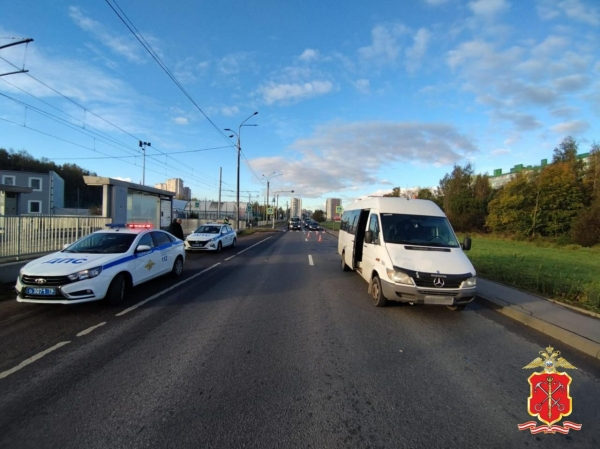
[0,341,71,380]
[308,255,314,266]
[225,255,235,261]
[236,236,272,255]
[77,322,107,337]
[116,263,221,317]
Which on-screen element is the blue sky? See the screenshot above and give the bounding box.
[1,0,599,211]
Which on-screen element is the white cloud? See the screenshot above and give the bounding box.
[559,0,600,25]
[221,106,239,116]
[299,49,319,62]
[69,6,146,63]
[469,0,510,18]
[551,120,590,134]
[258,80,333,105]
[405,28,431,72]
[490,148,510,156]
[422,0,449,5]
[553,74,591,92]
[217,52,255,76]
[249,121,478,198]
[173,117,189,125]
[358,23,410,64]
[113,176,132,182]
[353,79,371,94]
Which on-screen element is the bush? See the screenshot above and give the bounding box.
[571,201,600,247]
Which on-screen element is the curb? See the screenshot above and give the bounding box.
[476,294,600,361]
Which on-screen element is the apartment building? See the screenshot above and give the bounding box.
[291,198,302,218]
[154,178,191,200]
[325,198,341,221]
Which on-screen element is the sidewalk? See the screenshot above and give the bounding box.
[322,227,600,360]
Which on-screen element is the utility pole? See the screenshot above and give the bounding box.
[266,180,270,226]
[218,167,222,219]
[139,141,151,185]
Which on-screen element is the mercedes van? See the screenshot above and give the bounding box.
[338,197,476,310]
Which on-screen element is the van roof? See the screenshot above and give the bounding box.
[344,197,444,216]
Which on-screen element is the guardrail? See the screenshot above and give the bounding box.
[0,215,112,262]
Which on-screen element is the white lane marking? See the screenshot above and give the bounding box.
[116,263,221,317]
[77,322,106,337]
[0,341,71,380]
[224,255,235,261]
[236,236,272,255]
[308,255,314,266]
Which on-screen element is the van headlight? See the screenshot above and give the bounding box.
[461,276,477,288]
[68,266,103,281]
[386,269,414,285]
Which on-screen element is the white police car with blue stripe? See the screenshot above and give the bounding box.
[16,223,185,305]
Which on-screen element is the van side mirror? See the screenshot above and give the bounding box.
[461,237,471,251]
[365,230,373,244]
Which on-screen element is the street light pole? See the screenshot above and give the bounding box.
[272,190,294,229]
[139,141,151,185]
[225,112,258,231]
[262,172,281,226]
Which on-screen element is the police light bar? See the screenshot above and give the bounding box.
[126,223,153,229]
[106,223,126,228]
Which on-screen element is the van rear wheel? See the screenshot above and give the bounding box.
[447,305,466,311]
[371,275,387,307]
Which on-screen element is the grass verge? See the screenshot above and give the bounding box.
[464,234,600,313]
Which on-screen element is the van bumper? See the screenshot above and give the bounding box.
[380,278,476,306]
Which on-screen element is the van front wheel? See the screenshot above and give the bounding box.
[371,275,387,307]
[341,252,350,271]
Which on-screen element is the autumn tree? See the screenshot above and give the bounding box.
[486,173,537,236]
[438,163,490,232]
[383,187,401,197]
[312,210,325,222]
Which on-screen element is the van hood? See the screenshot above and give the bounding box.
[386,244,476,276]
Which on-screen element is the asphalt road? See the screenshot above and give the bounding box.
[0,229,599,448]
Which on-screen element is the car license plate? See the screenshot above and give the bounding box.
[424,296,454,305]
[25,287,56,296]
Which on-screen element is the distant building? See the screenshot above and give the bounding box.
[154,178,191,200]
[326,198,341,220]
[488,153,592,189]
[291,198,302,218]
[0,170,64,215]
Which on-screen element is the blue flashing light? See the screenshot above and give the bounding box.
[106,223,126,228]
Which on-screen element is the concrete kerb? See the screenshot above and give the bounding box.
[475,294,600,361]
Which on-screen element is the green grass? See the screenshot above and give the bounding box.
[320,221,341,231]
[464,235,600,313]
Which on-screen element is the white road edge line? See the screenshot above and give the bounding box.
[236,236,272,255]
[0,341,71,380]
[115,263,221,317]
[308,255,314,266]
[224,255,235,261]
[77,322,107,337]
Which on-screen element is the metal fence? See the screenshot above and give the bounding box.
[0,215,112,261]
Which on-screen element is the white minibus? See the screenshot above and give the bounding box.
[338,197,476,311]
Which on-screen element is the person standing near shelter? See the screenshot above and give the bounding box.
[169,217,184,240]
[223,216,230,225]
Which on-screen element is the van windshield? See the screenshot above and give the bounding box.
[380,214,459,248]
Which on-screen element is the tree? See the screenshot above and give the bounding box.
[486,173,538,236]
[552,136,578,163]
[384,187,401,197]
[571,195,600,247]
[437,163,489,232]
[312,210,325,222]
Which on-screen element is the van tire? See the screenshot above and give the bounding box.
[446,305,466,311]
[371,275,387,307]
[106,274,126,306]
[341,252,350,271]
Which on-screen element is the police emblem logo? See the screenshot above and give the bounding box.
[518,346,582,434]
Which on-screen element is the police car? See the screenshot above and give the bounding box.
[184,223,237,252]
[16,223,185,305]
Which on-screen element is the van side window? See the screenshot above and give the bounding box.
[368,214,380,244]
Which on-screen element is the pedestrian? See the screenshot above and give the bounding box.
[223,216,230,225]
[169,217,184,240]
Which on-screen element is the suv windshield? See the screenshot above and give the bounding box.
[64,233,137,254]
[380,213,459,248]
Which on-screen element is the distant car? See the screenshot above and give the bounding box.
[289,216,302,230]
[185,223,237,252]
[308,221,320,231]
[16,223,185,305]
[304,219,311,229]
